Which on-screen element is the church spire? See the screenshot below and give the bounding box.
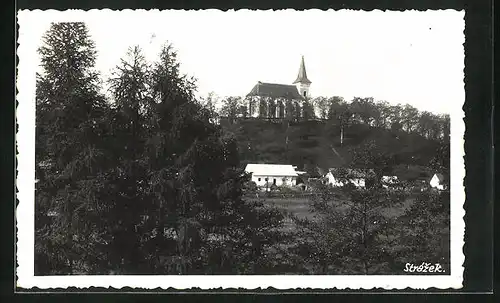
[293,55,312,84]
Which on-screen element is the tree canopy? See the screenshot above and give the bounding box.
[35,23,285,275]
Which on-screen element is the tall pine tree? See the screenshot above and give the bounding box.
[35,22,111,274]
[104,43,287,274]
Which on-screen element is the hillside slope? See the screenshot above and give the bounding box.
[221,119,442,174]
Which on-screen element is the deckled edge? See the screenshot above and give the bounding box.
[16,8,465,291]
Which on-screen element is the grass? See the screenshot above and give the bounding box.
[263,197,316,221]
[250,192,417,231]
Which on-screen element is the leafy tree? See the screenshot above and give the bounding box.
[220,96,244,122]
[302,101,315,121]
[350,97,376,125]
[401,104,420,133]
[312,96,329,119]
[438,114,451,141]
[388,104,404,132]
[35,22,111,274]
[374,101,391,129]
[417,111,436,139]
[200,92,219,122]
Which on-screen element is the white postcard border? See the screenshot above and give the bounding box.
[16,9,465,290]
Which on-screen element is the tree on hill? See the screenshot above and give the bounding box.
[199,92,219,121]
[401,104,420,133]
[35,22,111,274]
[312,96,329,119]
[388,104,404,132]
[220,96,245,122]
[350,97,377,125]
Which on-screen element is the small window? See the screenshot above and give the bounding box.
[303,91,307,97]
[258,178,261,182]
[273,178,277,185]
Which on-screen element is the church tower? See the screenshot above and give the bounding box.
[293,55,312,98]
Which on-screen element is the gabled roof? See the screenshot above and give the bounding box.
[432,173,445,182]
[245,164,299,177]
[247,82,305,100]
[327,168,376,179]
[293,56,312,85]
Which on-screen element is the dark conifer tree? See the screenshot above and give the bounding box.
[35,22,111,274]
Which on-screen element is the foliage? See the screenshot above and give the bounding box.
[35,22,111,274]
[35,24,286,275]
[390,190,451,271]
[292,145,450,274]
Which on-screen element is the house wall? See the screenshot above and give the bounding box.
[430,175,444,190]
[325,172,345,187]
[251,175,297,187]
[325,172,366,188]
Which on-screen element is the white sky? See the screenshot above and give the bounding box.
[18,9,464,114]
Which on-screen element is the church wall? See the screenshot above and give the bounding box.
[296,83,311,98]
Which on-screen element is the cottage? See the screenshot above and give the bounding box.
[381,175,398,189]
[324,168,375,188]
[429,173,446,190]
[245,164,301,189]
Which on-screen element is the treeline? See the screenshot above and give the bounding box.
[206,94,450,141]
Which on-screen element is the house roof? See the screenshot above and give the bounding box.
[246,82,305,100]
[245,164,299,177]
[327,168,376,178]
[432,173,445,182]
[293,56,312,85]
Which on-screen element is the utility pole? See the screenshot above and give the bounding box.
[340,125,344,146]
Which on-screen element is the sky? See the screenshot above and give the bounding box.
[18,9,464,114]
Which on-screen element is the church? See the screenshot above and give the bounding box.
[245,56,312,120]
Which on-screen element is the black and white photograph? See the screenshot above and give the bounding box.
[16,9,465,289]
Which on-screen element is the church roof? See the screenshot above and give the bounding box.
[293,56,312,85]
[246,82,305,100]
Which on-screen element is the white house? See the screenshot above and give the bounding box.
[324,168,374,188]
[324,171,348,187]
[429,173,445,190]
[381,175,398,189]
[245,164,301,189]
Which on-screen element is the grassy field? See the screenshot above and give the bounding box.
[246,191,447,274]
[249,192,417,234]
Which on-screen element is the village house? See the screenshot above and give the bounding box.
[244,164,302,190]
[381,175,399,189]
[324,168,375,188]
[429,173,446,190]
